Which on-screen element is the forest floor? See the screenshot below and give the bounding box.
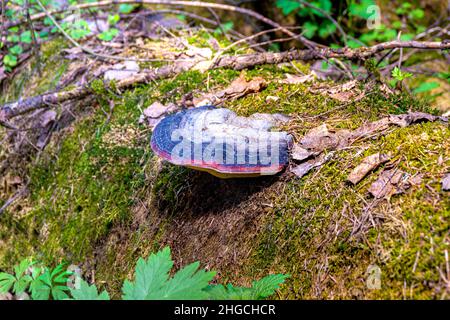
[0,27,449,299]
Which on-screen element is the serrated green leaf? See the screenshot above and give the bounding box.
[70,279,110,300]
[30,278,51,300]
[13,274,32,294]
[122,247,173,300]
[250,274,289,299]
[206,274,288,300]
[205,284,254,300]
[147,261,216,300]
[0,273,15,293]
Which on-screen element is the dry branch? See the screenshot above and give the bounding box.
[1,40,449,121]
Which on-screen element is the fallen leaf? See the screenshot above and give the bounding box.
[368,169,422,199]
[279,73,315,84]
[193,73,267,106]
[291,144,314,161]
[347,153,391,185]
[442,173,450,191]
[300,124,343,152]
[140,101,179,128]
[291,152,333,178]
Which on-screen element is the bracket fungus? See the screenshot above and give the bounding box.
[150,105,293,178]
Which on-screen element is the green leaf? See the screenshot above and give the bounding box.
[409,8,424,20]
[9,45,23,56]
[206,274,289,300]
[122,247,215,300]
[122,247,174,300]
[98,28,119,42]
[346,39,363,49]
[310,0,332,17]
[275,0,302,15]
[302,22,318,39]
[0,273,15,293]
[400,33,414,41]
[205,284,254,300]
[318,21,336,38]
[391,67,412,81]
[14,259,33,279]
[392,21,403,29]
[214,21,234,35]
[147,261,215,299]
[349,0,376,19]
[7,34,20,43]
[413,82,440,94]
[20,30,32,44]
[108,14,120,25]
[250,274,289,299]
[13,274,32,294]
[70,279,110,300]
[30,278,51,300]
[119,4,135,14]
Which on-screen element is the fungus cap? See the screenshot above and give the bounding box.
[150,105,292,178]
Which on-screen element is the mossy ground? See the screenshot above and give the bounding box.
[0,34,448,299]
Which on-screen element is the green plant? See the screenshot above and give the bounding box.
[391,67,412,81]
[0,247,289,300]
[0,259,72,300]
[98,14,120,41]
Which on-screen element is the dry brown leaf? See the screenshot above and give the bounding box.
[140,101,179,128]
[347,153,391,185]
[279,73,315,84]
[291,152,333,178]
[291,144,314,161]
[368,169,422,199]
[193,73,267,106]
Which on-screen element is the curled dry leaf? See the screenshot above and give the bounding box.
[442,173,450,191]
[140,101,179,129]
[193,73,267,107]
[310,80,364,102]
[368,169,422,199]
[300,124,348,153]
[291,152,333,178]
[291,144,314,161]
[347,152,391,185]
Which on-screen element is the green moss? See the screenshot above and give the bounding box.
[0,31,447,300]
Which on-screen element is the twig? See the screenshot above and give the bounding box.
[0,183,29,216]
